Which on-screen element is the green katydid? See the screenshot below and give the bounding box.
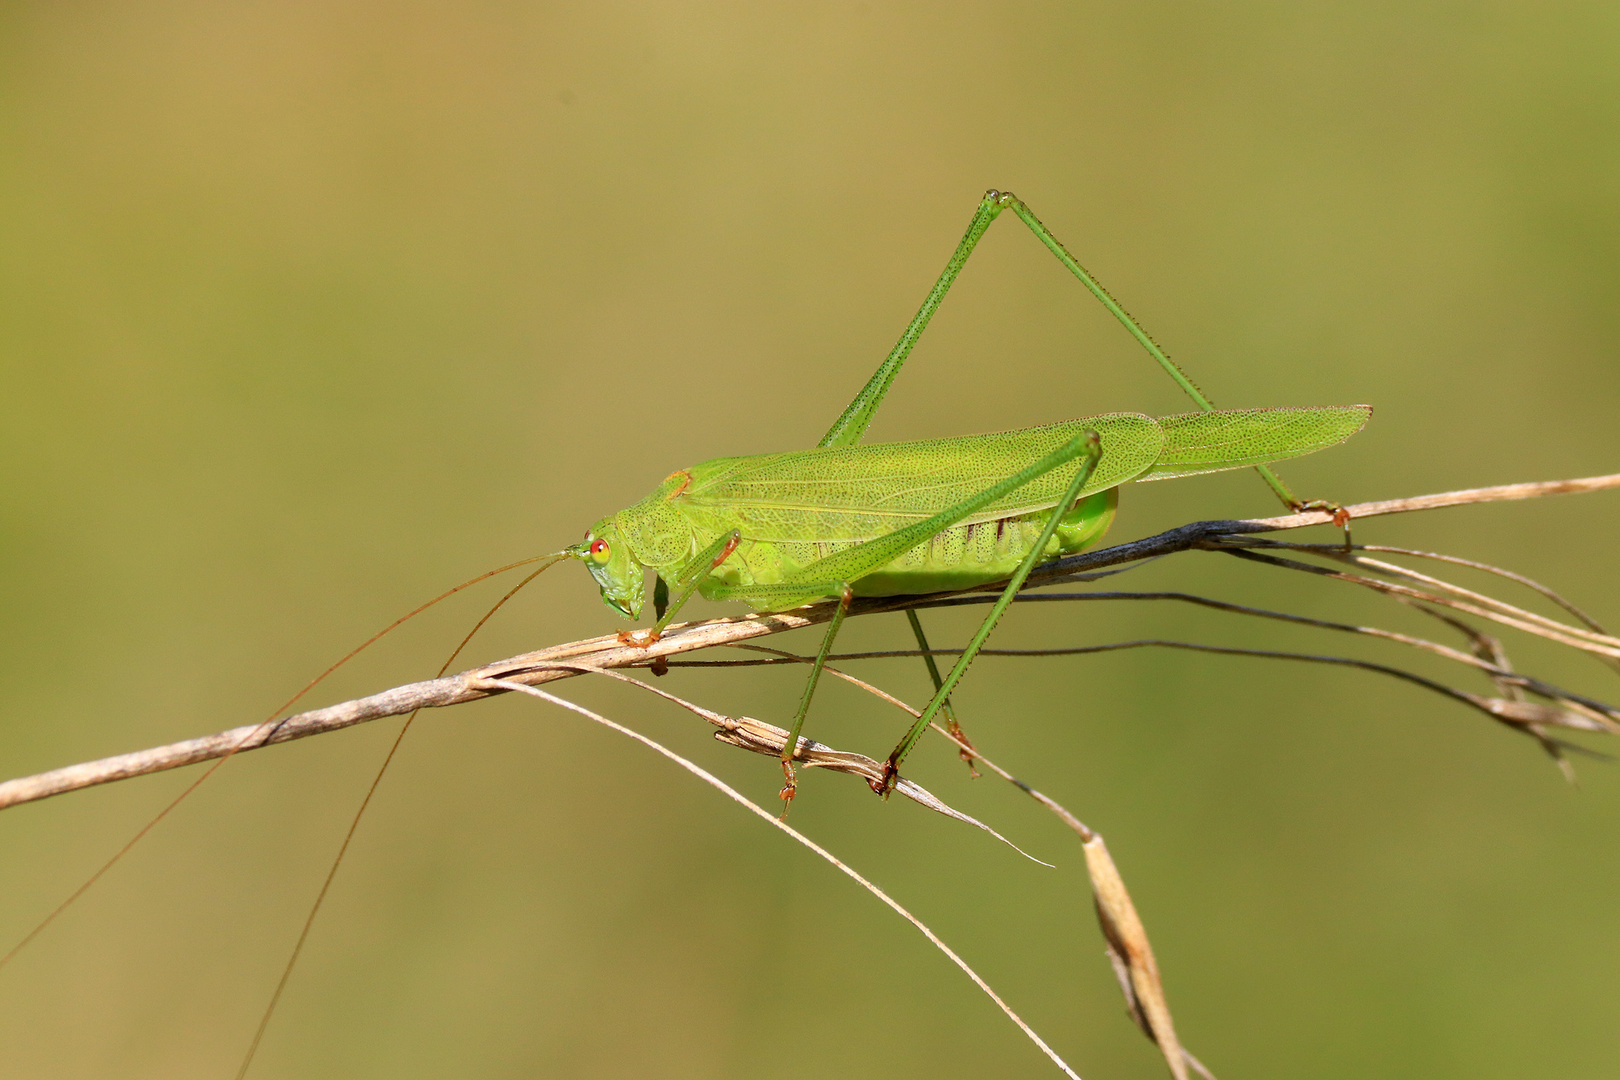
[563,191,1370,802]
[0,192,1371,1077]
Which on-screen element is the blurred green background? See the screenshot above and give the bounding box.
[2,3,1618,1077]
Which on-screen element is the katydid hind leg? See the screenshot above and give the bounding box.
[821,188,1219,453]
[827,187,1331,512]
[819,193,1006,449]
[878,434,1103,793]
[997,193,1328,513]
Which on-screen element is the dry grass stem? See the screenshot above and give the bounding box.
[1277,543,1612,636]
[695,642,1217,1078]
[597,631,1238,1051]
[6,471,1616,811]
[527,661,1049,863]
[481,678,1086,1080]
[1222,546,1620,659]
[5,471,1617,1078]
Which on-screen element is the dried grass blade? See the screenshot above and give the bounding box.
[479,678,1084,1080]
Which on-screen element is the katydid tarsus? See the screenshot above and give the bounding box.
[566,190,1370,803]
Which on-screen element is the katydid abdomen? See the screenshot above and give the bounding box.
[702,485,1119,598]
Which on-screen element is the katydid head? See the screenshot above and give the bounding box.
[573,517,645,620]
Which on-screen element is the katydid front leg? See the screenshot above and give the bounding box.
[646,576,674,674]
[701,573,856,811]
[617,529,740,649]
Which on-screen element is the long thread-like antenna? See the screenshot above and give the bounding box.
[0,554,560,973]
[235,555,565,1078]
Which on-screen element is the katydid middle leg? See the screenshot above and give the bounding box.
[707,430,1103,800]
[905,610,979,777]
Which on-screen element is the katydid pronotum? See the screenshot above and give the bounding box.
[566,190,1369,805]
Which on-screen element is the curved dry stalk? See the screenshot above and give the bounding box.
[694,645,1213,1080]
[5,472,1619,812]
[525,661,1048,863]
[1219,547,1620,661]
[1230,540,1620,651]
[1273,543,1611,636]
[677,640,1614,745]
[678,589,1620,735]
[482,678,1086,1080]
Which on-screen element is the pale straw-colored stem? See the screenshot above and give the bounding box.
[3,472,1617,811]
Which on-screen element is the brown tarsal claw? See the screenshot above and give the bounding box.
[778,759,798,818]
[1293,497,1350,525]
[946,719,982,779]
[616,628,661,648]
[1292,498,1354,547]
[869,759,900,798]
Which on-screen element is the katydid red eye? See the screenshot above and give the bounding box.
[589,537,611,562]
